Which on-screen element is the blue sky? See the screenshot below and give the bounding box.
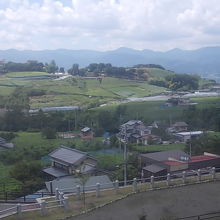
[0,0,220,51]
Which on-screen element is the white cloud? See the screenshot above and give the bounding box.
[0,0,220,50]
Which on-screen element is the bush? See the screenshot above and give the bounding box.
[41,127,57,139]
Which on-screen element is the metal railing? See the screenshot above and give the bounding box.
[177,211,220,219]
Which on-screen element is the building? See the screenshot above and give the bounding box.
[43,146,98,179]
[0,137,14,151]
[118,120,151,145]
[140,149,190,178]
[174,131,203,142]
[167,121,188,133]
[81,127,93,139]
[140,149,220,178]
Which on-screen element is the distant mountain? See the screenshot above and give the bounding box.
[1,47,220,80]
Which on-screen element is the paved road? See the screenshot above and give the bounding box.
[72,181,220,220]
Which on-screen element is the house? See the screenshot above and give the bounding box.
[0,137,14,151]
[189,152,220,170]
[173,131,203,142]
[141,134,162,145]
[81,127,93,139]
[140,149,190,178]
[140,149,220,178]
[167,121,188,133]
[118,120,151,145]
[43,146,98,179]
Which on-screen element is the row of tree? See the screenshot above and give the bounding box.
[149,73,200,90]
[0,60,64,74]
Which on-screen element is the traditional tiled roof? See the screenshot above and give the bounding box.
[49,146,89,165]
[43,167,69,178]
[141,149,189,162]
[143,164,166,173]
[173,122,188,127]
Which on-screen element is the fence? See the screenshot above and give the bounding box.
[0,191,54,203]
[177,211,220,219]
[0,167,219,219]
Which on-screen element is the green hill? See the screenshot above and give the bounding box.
[0,73,167,108]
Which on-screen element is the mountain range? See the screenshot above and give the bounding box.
[0,47,220,80]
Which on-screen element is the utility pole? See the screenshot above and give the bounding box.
[119,114,122,151]
[189,131,192,157]
[124,125,127,186]
[74,110,77,131]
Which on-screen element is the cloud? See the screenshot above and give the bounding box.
[0,0,220,50]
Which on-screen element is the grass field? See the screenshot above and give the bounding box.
[6,72,51,77]
[96,96,220,123]
[0,72,167,108]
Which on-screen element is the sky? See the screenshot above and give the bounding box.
[0,0,220,51]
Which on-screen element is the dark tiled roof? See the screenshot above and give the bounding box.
[43,167,69,178]
[49,146,87,165]
[143,164,166,173]
[141,149,189,162]
[123,120,142,126]
[173,122,188,127]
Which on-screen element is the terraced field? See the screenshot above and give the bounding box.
[0,72,167,108]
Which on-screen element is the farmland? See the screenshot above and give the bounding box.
[0,71,167,108]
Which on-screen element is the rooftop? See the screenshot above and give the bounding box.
[49,146,88,165]
[141,149,189,162]
[143,164,166,173]
[176,131,203,136]
[43,167,69,178]
[81,127,91,132]
[173,122,188,127]
[123,120,142,126]
[190,155,220,163]
[164,160,186,166]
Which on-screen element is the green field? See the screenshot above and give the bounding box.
[96,95,220,123]
[145,68,174,78]
[0,72,167,108]
[6,71,51,77]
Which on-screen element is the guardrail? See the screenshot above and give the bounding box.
[0,167,219,219]
[177,211,220,219]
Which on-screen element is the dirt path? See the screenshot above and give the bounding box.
[71,181,220,220]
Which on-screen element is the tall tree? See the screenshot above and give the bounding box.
[45,60,58,73]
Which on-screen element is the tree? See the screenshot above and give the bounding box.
[68,64,79,75]
[165,74,199,91]
[185,133,220,155]
[59,67,65,73]
[76,174,90,209]
[44,60,58,73]
[41,127,57,139]
[10,161,44,193]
